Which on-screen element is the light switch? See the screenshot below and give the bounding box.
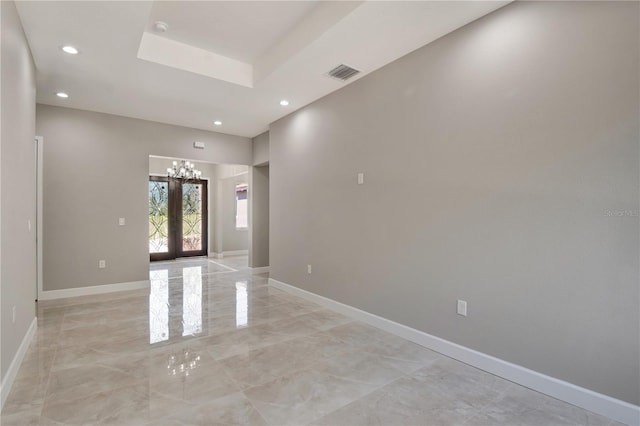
[119,218,125,226]
[457,300,467,317]
[357,173,364,185]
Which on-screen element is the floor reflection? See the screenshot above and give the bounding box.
[235,281,248,328]
[149,259,251,344]
[167,348,201,377]
[183,266,203,336]
[149,269,169,344]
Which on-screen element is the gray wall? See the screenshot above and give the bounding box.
[249,165,269,268]
[269,1,639,405]
[37,105,251,291]
[1,0,37,380]
[253,131,269,166]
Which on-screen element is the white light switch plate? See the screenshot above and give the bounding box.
[457,300,467,316]
[119,218,125,226]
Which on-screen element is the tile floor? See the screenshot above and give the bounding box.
[1,257,622,425]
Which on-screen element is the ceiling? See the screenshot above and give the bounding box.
[147,1,322,64]
[15,1,509,138]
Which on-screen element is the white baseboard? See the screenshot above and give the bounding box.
[39,280,150,301]
[251,266,270,274]
[1,317,37,410]
[268,278,640,426]
[225,250,248,256]
[210,250,248,259]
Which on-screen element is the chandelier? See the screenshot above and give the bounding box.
[167,160,202,180]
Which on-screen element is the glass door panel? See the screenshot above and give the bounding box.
[181,183,203,252]
[149,178,173,260]
[177,180,207,257]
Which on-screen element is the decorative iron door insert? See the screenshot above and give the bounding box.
[177,180,208,257]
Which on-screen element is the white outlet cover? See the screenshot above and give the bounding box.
[307,264,312,274]
[357,173,364,185]
[119,218,126,226]
[99,260,106,268]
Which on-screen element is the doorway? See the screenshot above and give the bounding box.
[149,176,208,261]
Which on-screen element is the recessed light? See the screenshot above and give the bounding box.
[279,100,289,106]
[61,45,78,55]
[55,92,69,98]
[214,121,222,126]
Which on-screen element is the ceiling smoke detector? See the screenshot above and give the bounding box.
[153,21,169,33]
[325,64,361,82]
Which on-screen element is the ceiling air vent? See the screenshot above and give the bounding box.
[326,64,361,82]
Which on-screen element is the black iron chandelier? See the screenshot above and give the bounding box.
[166,160,202,180]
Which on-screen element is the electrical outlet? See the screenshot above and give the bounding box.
[457,300,467,317]
[118,217,125,226]
[99,260,106,269]
[12,306,16,323]
[307,264,312,274]
[357,172,364,185]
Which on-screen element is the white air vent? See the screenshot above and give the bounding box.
[326,64,361,82]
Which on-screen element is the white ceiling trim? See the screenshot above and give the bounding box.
[253,1,364,83]
[138,1,363,89]
[138,32,254,88]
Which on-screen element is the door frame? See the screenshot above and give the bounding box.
[36,136,43,301]
[149,176,208,261]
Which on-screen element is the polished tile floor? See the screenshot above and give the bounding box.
[2,257,621,425]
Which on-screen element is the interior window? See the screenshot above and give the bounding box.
[235,183,248,229]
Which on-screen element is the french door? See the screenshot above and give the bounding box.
[149,176,208,261]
